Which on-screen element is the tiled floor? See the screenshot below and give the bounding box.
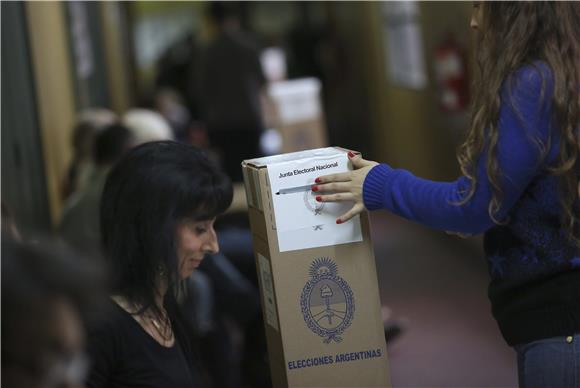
[370,212,518,387]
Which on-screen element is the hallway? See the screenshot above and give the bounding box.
[371,212,518,387]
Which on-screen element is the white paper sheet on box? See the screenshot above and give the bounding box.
[266,149,363,252]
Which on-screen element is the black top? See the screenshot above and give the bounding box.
[86,301,201,388]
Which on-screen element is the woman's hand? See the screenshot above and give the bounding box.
[312,152,378,224]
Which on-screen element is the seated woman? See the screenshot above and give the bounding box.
[87,141,232,388]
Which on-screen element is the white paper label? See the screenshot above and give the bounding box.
[258,253,279,331]
[267,152,363,252]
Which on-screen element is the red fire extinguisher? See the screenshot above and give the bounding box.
[434,34,469,112]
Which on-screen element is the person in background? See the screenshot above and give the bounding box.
[155,32,202,122]
[60,124,135,259]
[315,3,580,386]
[2,238,104,388]
[199,1,266,182]
[153,88,194,143]
[192,248,263,388]
[61,109,176,259]
[122,108,175,145]
[86,141,233,387]
[63,108,117,200]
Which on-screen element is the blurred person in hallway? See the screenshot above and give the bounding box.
[61,109,174,260]
[60,124,134,260]
[2,238,104,388]
[155,32,201,120]
[122,108,174,145]
[314,2,580,387]
[199,1,266,182]
[86,141,232,387]
[153,88,196,144]
[63,108,118,200]
[153,32,212,148]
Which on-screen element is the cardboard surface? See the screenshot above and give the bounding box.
[264,78,328,153]
[243,147,391,388]
[279,119,327,154]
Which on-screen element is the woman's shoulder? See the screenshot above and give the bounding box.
[508,61,554,92]
[501,60,555,117]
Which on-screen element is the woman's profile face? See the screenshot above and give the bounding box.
[175,218,219,279]
[470,1,482,30]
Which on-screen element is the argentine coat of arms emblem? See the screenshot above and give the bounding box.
[300,257,355,343]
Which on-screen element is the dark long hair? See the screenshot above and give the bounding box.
[100,141,233,317]
[457,1,580,244]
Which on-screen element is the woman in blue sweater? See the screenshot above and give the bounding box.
[314,2,579,386]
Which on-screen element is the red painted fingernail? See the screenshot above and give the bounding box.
[316,196,322,202]
[311,185,318,192]
[348,151,355,158]
[336,219,343,224]
[315,178,321,183]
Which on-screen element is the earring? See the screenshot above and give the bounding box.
[157,265,166,276]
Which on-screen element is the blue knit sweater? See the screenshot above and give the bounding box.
[363,63,580,346]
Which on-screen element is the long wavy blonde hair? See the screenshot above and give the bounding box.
[456,2,580,245]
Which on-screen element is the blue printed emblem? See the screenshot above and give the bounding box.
[300,258,355,343]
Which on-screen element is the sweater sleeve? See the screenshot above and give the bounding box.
[363,63,556,235]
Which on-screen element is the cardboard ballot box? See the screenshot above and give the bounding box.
[265,78,328,153]
[242,147,390,388]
